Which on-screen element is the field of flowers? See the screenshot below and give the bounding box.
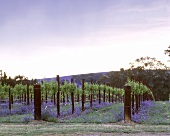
[0,100,169,135]
[0,100,169,125]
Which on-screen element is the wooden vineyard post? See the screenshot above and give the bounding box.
[45,87,47,103]
[24,93,26,103]
[34,84,41,120]
[23,80,26,103]
[30,81,33,102]
[112,85,114,103]
[71,78,75,114]
[11,80,14,104]
[139,94,141,108]
[11,93,13,105]
[56,75,60,116]
[103,82,106,102]
[77,85,80,102]
[108,83,111,103]
[124,84,131,123]
[27,82,30,105]
[9,87,11,111]
[90,80,93,107]
[112,92,114,103]
[62,82,65,104]
[98,81,101,104]
[92,82,95,101]
[82,79,85,111]
[8,79,14,112]
[143,92,146,101]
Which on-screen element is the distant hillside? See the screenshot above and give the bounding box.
[36,71,108,84]
[36,69,170,84]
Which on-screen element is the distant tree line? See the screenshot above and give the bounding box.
[0,72,37,86]
[165,45,170,57]
[72,56,170,101]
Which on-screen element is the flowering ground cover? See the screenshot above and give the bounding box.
[0,100,169,125]
[0,100,169,135]
[0,101,121,123]
[132,100,170,125]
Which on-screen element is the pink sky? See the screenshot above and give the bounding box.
[0,0,170,79]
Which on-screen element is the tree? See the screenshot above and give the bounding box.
[1,72,8,85]
[165,45,170,57]
[129,56,168,70]
[98,70,127,88]
[72,73,104,85]
[14,75,25,84]
[165,46,170,62]
[98,56,170,101]
[129,56,170,101]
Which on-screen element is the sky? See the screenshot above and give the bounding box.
[0,0,170,79]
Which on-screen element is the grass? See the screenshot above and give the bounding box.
[132,101,170,125]
[147,102,170,124]
[0,101,169,135]
[59,103,123,123]
[0,122,170,135]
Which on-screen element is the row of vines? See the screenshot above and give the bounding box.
[0,78,125,117]
[0,76,154,118]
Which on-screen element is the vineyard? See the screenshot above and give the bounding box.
[0,74,170,135]
[0,74,158,124]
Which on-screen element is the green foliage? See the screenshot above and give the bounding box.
[0,83,9,99]
[113,87,124,96]
[127,78,155,100]
[29,85,33,94]
[14,84,22,96]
